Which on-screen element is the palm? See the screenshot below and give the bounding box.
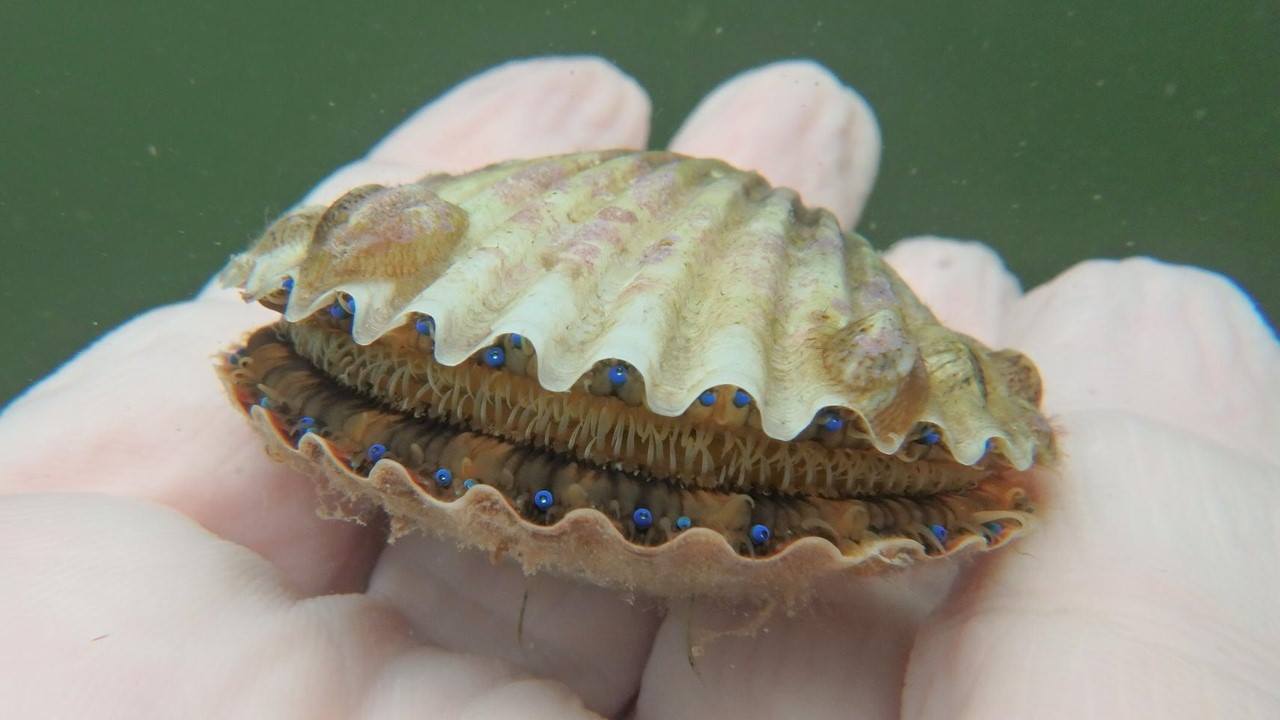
[2,58,1276,719]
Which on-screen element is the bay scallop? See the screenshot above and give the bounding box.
[218,150,1054,600]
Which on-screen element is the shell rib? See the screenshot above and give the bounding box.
[219,150,1054,599]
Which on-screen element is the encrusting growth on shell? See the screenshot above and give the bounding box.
[218,150,1054,600]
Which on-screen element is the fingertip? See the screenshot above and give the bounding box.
[369,55,651,173]
[669,59,881,228]
[883,236,1023,346]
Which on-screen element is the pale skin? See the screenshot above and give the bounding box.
[1,57,1277,719]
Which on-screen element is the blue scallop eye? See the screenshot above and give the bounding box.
[732,390,751,408]
[930,524,948,543]
[281,277,294,292]
[415,317,434,335]
[333,295,356,316]
[920,429,941,445]
[533,489,554,510]
[434,467,453,488]
[820,413,844,432]
[257,396,270,408]
[983,521,1002,536]
[366,443,387,463]
[749,523,771,545]
[698,389,716,407]
[510,333,524,349]
[632,507,653,530]
[295,417,316,438]
[608,364,628,386]
[675,516,692,531]
[483,346,506,368]
[463,478,477,490]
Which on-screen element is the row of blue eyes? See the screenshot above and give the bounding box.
[286,412,997,548]
[477,345,941,442]
[285,410,768,541]
[295,418,771,544]
[316,293,944,445]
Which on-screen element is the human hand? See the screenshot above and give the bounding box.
[2,57,1276,719]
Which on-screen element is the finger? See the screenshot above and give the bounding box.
[0,494,598,719]
[642,63,925,716]
[904,411,1280,718]
[0,300,382,596]
[1005,258,1280,462]
[882,237,1024,347]
[302,56,651,207]
[668,60,881,228]
[330,58,664,716]
[637,568,956,720]
[367,535,660,718]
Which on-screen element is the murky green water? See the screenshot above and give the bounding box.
[2,1,1276,405]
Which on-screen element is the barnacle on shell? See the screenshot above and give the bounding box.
[218,150,1055,600]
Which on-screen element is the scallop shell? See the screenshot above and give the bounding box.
[219,150,1054,601]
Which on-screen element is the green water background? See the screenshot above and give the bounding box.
[2,1,1276,406]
